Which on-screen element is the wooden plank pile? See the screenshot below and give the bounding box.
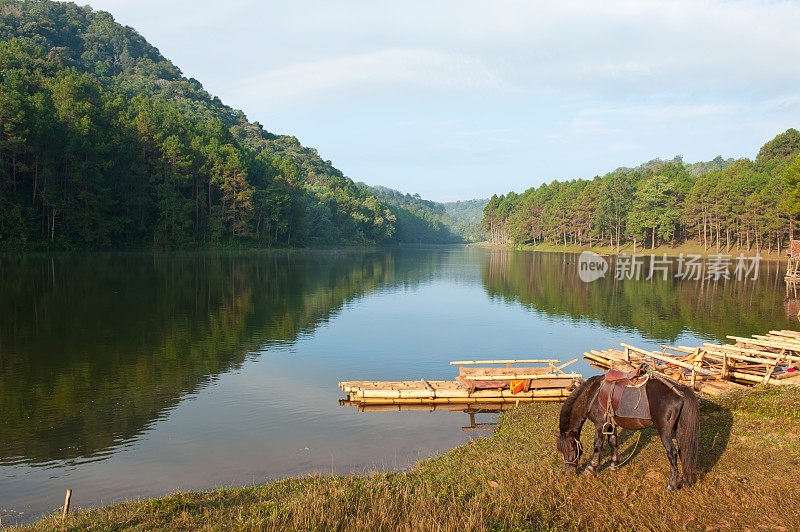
[584,330,800,396]
[339,359,581,407]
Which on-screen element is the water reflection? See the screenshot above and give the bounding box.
[481,250,795,343]
[0,249,443,467]
[1,247,797,523]
[341,402,502,434]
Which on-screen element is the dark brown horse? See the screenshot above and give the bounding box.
[555,373,699,490]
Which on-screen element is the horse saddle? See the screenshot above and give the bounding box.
[598,365,651,420]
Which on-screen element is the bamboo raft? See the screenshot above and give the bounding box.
[339,359,581,406]
[584,330,800,396]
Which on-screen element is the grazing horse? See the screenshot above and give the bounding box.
[555,370,699,490]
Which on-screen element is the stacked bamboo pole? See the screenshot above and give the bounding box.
[584,329,800,396]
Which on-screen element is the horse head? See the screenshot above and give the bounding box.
[555,429,582,474]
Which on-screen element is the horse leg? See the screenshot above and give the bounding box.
[608,428,620,470]
[584,424,604,474]
[658,428,680,491]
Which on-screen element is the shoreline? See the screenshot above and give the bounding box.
[469,241,789,261]
[18,386,800,531]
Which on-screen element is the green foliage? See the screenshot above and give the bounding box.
[614,154,739,177]
[781,156,800,217]
[356,184,462,243]
[756,128,800,167]
[483,132,800,252]
[0,0,398,248]
[627,174,679,248]
[444,198,488,241]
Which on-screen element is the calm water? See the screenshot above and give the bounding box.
[0,247,796,524]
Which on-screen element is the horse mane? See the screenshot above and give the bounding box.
[558,374,603,434]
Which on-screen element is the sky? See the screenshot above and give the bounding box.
[84,0,800,201]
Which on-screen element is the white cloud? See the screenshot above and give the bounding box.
[87,0,800,104]
[226,48,504,101]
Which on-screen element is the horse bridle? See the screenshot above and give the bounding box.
[564,436,583,466]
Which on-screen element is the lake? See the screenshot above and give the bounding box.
[0,246,796,524]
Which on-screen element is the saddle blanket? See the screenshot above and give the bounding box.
[614,384,650,419]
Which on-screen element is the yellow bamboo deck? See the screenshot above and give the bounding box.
[339,379,573,404]
[339,359,580,406]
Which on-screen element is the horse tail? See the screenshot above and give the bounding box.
[677,386,700,487]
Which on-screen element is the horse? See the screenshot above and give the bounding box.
[554,371,700,491]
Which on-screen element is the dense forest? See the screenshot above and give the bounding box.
[355,184,459,243]
[444,198,488,242]
[7,1,794,253]
[0,0,456,249]
[354,184,488,243]
[482,130,800,253]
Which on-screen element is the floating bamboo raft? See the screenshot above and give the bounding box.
[339,359,581,406]
[584,330,800,396]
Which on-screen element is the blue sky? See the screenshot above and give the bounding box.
[86,0,800,201]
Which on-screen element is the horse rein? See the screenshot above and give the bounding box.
[564,437,583,466]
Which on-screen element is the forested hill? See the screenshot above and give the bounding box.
[444,198,488,242]
[482,129,800,253]
[353,183,456,243]
[356,183,488,242]
[0,0,448,248]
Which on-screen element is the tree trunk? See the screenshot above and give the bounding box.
[726,226,730,253]
[698,223,702,249]
[652,224,656,250]
[701,213,705,250]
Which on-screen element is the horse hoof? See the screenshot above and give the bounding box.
[583,466,596,475]
[665,484,677,492]
[609,463,620,471]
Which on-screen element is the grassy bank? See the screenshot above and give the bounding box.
[471,241,787,260]
[19,386,800,531]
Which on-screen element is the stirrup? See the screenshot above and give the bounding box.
[602,421,615,436]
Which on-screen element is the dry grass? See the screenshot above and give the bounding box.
[19,386,800,531]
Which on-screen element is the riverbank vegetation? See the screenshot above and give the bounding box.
[483,130,800,255]
[474,240,787,258]
[19,385,800,530]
